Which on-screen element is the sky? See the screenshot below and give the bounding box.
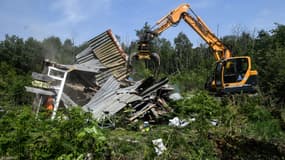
[1,0,285,46]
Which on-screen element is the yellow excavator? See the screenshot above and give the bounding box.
[131,3,258,94]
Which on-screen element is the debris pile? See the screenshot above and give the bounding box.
[26,29,177,122]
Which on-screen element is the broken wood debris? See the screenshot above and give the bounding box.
[25,29,178,122]
[126,77,174,122]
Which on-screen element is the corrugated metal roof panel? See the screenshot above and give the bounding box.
[83,76,143,119]
[90,93,141,119]
[62,59,106,73]
[74,29,129,86]
[75,47,92,62]
[89,30,129,84]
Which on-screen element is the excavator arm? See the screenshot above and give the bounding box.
[182,12,231,60]
[152,4,190,34]
[137,3,231,61]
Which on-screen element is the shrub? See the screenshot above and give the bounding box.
[0,106,107,159]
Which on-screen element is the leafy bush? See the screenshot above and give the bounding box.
[0,62,31,106]
[0,106,107,159]
[173,91,221,119]
[169,70,208,92]
[220,94,285,141]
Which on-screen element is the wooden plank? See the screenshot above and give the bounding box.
[129,104,155,121]
[32,72,53,82]
[25,86,55,96]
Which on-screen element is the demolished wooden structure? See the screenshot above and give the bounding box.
[26,29,176,122]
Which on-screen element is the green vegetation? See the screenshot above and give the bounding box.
[1,92,285,159]
[1,24,285,159]
[0,107,107,159]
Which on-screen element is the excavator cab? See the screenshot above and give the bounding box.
[212,57,258,94]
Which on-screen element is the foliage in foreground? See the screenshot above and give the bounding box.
[1,91,285,159]
[106,91,285,159]
[0,107,107,160]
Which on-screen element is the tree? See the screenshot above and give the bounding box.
[254,24,285,104]
[158,38,175,74]
[0,35,26,73]
[42,36,62,62]
[0,62,30,106]
[24,37,45,72]
[61,39,75,64]
[222,32,255,57]
[174,32,193,72]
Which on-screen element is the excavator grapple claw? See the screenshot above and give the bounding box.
[128,52,160,76]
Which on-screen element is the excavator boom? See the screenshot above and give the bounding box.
[151,3,231,61]
[182,13,231,60]
[153,4,190,34]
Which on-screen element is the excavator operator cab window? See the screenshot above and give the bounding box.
[223,58,249,84]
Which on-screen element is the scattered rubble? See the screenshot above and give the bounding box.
[152,138,167,156]
[169,92,183,101]
[169,117,190,127]
[210,119,218,126]
[26,29,177,122]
